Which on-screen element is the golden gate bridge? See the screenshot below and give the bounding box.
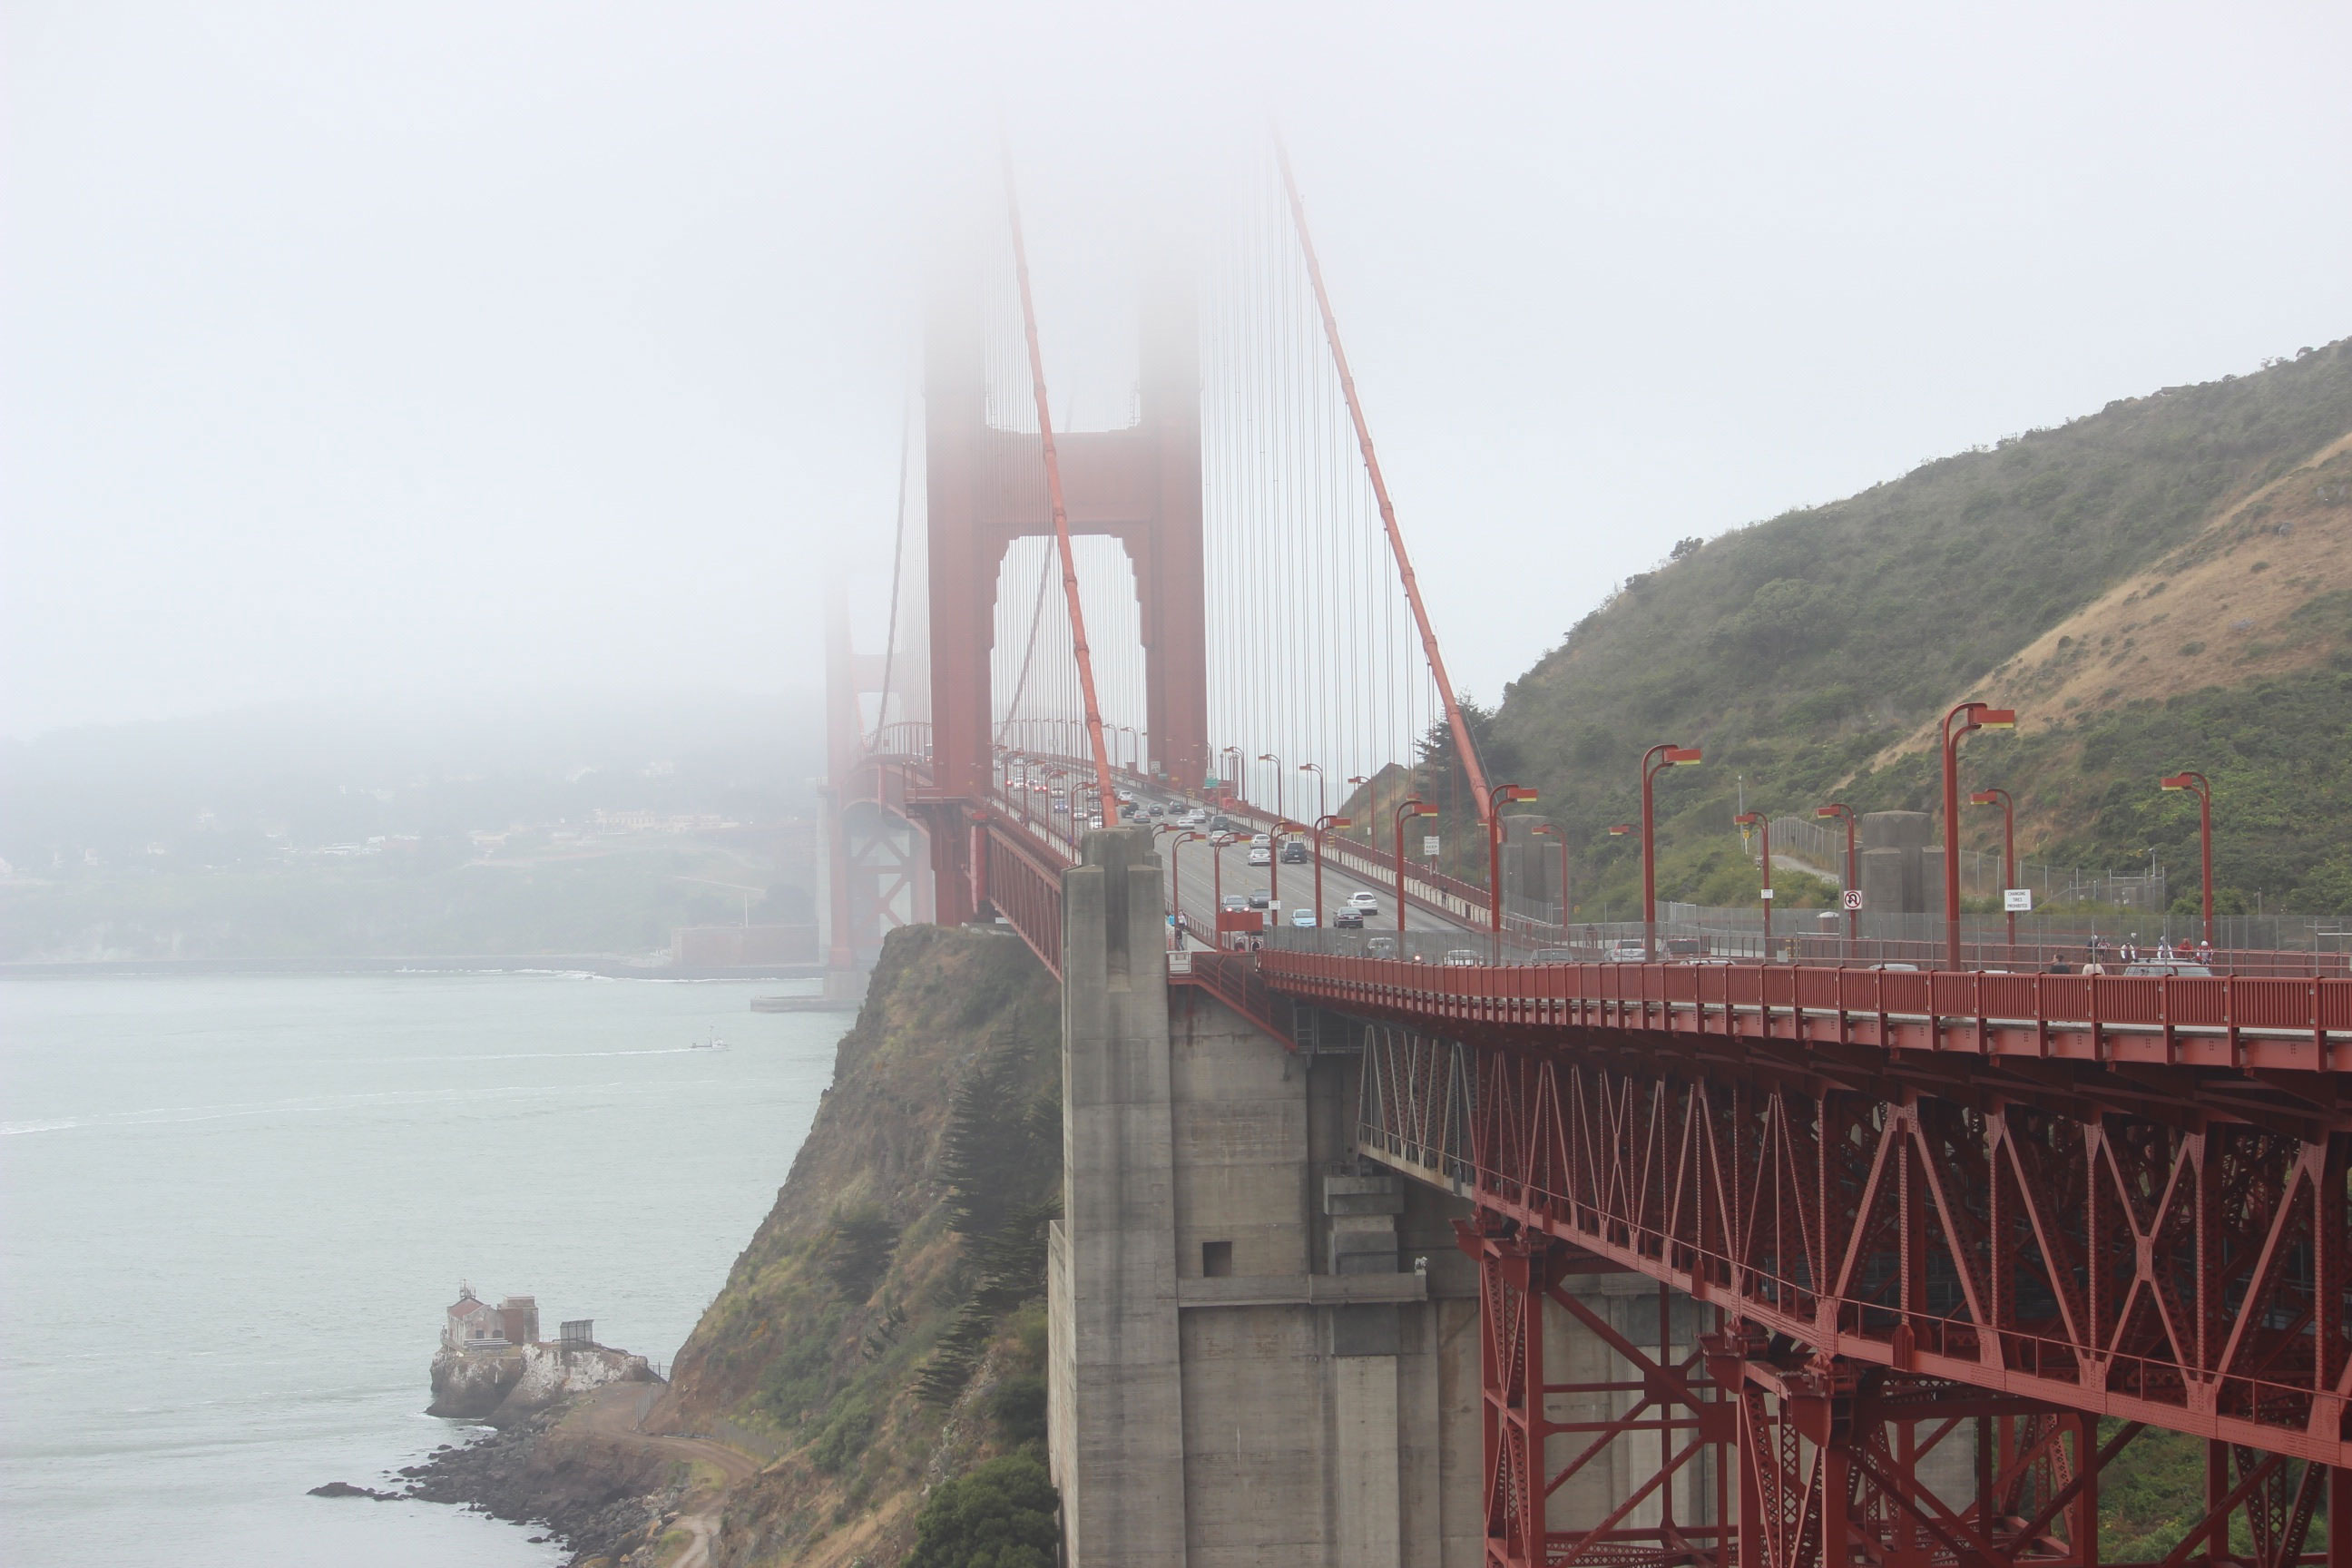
[821,142,2352,1568]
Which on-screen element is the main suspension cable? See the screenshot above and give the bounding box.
[1274,133,1493,830]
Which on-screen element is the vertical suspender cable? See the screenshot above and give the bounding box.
[869,384,914,752]
[1274,134,1493,833]
[1001,145,1119,826]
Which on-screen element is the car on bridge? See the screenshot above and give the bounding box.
[1443,948,1483,966]
[1279,841,1308,864]
[1365,935,1398,958]
[1333,908,1364,929]
[1606,938,1648,962]
[1530,947,1575,964]
[1250,832,1271,848]
[1220,894,1249,913]
[1247,846,1272,867]
[1246,890,1272,910]
[1347,890,1379,913]
[1289,907,1318,927]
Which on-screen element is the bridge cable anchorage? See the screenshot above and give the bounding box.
[867,379,914,753]
[998,142,1119,828]
[1274,132,1494,832]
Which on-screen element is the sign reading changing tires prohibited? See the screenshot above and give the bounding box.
[2004,888,2034,913]
[1842,888,1865,911]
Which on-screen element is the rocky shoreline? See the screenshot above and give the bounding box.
[310,1391,689,1567]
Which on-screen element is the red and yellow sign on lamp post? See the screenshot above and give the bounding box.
[1941,701,2015,970]
[1310,815,1352,929]
[1816,801,1859,947]
[1640,746,1703,959]
[1734,812,1774,959]
[1969,788,2018,954]
[1393,798,1434,936]
[2161,770,2214,949]
[1487,786,1541,938]
[1531,822,1567,932]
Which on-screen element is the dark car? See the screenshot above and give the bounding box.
[1333,909,1365,929]
[1279,841,1308,864]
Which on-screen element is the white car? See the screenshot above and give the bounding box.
[1250,832,1271,848]
[1606,938,1648,962]
[1247,847,1272,867]
[1347,890,1379,912]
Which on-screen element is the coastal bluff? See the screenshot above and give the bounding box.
[403,924,1061,1564]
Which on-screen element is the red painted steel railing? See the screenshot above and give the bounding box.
[1256,951,2352,1072]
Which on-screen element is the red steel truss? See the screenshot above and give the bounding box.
[1342,993,2352,1568]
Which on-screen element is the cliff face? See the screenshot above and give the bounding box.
[643,922,1063,1567]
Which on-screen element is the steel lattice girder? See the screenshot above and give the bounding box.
[1457,1217,1733,1568]
[1452,1212,2187,1568]
[1354,1027,2352,1466]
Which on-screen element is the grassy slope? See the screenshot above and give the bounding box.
[646,924,1061,1567]
[1490,339,2352,917]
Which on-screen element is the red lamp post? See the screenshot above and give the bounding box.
[1734,812,1773,958]
[1269,819,1306,909]
[1220,746,1242,809]
[1298,762,1327,824]
[1969,789,2018,955]
[1210,833,1231,946]
[1310,815,1352,928]
[1161,828,1202,938]
[1640,745,1703,959]
[1815,803,1857,949]
[1531,822,1567,931]
[1394,798,1434,936]
[1257,752,1285,824]
[1487,786,1541,939]
[1941,701,2016,970]
[2161,771,2214,949]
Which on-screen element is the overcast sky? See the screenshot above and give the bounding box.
[7,1,2348,740]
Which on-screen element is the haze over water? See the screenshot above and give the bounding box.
[0,974,844,1566]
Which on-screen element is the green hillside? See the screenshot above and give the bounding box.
[1485,338,2352,920]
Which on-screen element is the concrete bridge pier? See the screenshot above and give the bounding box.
[1046,827,1487,1564]
[1045,827,1770,1564]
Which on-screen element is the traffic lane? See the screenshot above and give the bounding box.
[1162,839,1473,936]
[999,796,1469,934]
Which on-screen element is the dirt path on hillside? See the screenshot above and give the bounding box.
[575,1384,762,1568]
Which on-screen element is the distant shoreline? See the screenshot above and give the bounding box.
[0,956,828,981]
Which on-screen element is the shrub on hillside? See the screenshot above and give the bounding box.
[904,1452,1059,1568]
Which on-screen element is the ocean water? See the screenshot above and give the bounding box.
[0,974,847,1567]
